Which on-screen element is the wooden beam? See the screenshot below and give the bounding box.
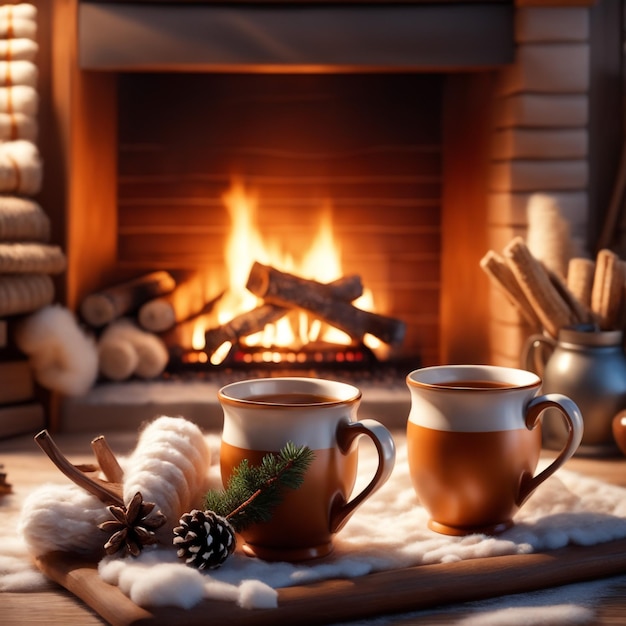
[78,2,515,72]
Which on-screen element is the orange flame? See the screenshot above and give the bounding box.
[197,179,379,360]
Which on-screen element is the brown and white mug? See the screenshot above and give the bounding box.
[406,365,583,536]
[218,376,396,561]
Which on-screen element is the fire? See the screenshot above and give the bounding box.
[194,179,380,362]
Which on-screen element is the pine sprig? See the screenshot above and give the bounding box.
[205,442,314,533]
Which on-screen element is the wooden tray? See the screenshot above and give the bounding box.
[36,537,626,626]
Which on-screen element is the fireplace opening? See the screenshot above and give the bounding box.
[108,72,444,372]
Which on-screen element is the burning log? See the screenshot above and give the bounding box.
[247,267,364,305]
[203,274,365,357]
[246,262,406,346]
[204,303,289,356]
[80,271,176,328]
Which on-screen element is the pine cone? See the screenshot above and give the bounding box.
[173,509,236,570]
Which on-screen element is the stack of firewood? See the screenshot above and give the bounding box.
[204,262,406,358]
[481,236,626,339]
[79,261,407,375]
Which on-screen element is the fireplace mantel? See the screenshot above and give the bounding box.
[78,1,514,72]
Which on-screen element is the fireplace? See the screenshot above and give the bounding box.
[35,0,621,430]
[114,70,443,366]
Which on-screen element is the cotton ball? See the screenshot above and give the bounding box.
[237,579,278,609]
[14,304,98,395]
[98,556,128,586]
[117,562,152,597]
[129,563,206,609]
[0,568,50,592]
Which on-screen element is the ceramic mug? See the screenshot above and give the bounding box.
[218,376,396,561]
[406,365,583,536]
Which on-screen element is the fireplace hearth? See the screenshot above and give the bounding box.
[36,0,620,431]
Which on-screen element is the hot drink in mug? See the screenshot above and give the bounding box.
[218,376,396,561]
[406,365,583,536]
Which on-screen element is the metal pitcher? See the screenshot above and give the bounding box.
[523,327,626,456]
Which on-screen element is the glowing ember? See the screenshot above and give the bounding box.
[194,179,384,363]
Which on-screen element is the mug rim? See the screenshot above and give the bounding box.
[406,364,541,391]
[218,376,362,407]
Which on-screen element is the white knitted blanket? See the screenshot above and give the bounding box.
[3,433,626,625]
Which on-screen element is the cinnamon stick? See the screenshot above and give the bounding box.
[480,250,542,330]
[567,257,595,310]
[503,238,576,338]
[545,265,592,325]
[591,249,624,330]
[34,430,123,506]
[91,435,125,485]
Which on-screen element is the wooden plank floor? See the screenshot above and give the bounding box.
[1,431,626,625]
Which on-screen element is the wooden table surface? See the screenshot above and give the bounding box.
[2,431,626,625]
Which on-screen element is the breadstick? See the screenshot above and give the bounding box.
[567,257,595,310]
[503,237,576,338]
[480,250,542,329]
[591,249,625,330]
[546,264,592,325]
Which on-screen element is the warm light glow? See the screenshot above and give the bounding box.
[210,341,232,366]
[199,179,379,359]
[214,182,351,347]
[216,180,264,322]
[191,319,207,350]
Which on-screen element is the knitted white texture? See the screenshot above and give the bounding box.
[0,85,38,115]
[18,417,212,560]
[18,483,110,557]
[122,416,212,543]
[0,60,37,87]
[0,38,38,62]
[0,139,42,195]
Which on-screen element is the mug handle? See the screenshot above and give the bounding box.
[517,393,584,506]
[329,419,396,533]
[522,333,556,376]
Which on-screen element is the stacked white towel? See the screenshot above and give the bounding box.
[0,3,39,181]
[0,4,60,319]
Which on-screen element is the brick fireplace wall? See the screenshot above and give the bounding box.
[486,2,621,367]
[31,0,624,376]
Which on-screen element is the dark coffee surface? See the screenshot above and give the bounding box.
[434,380,513,389]
[243,393,337,404]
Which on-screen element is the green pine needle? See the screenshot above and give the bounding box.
[204,442,315,533]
